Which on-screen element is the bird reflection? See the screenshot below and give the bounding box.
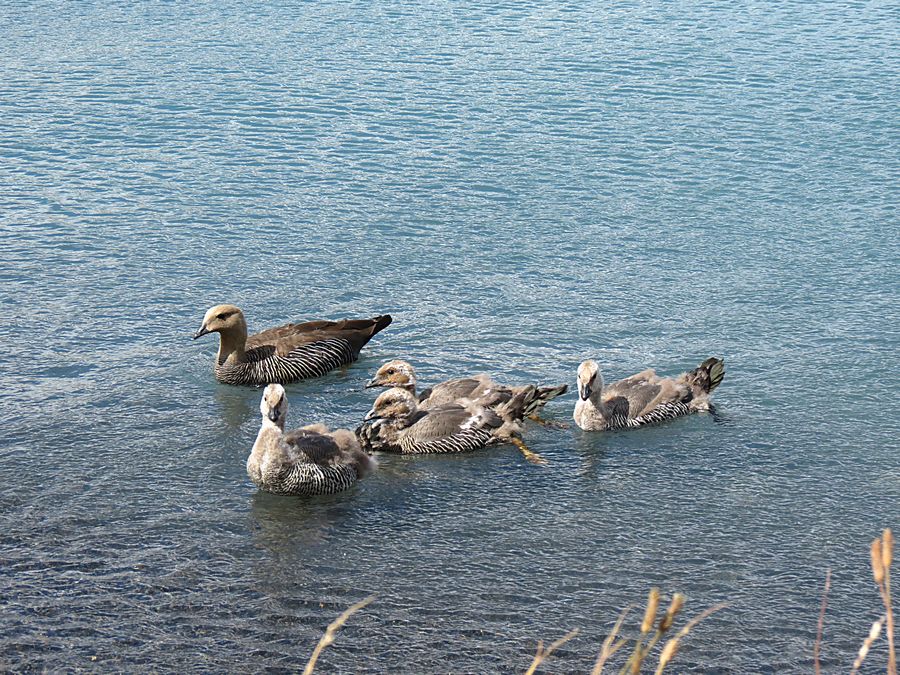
[572,431,611,479]
[214,387,257,431]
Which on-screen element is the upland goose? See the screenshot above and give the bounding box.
[365,359,568,421]
[356,387,545,464]
[248,384,376,495]
[574,357,725,431]
[193,304,392,385]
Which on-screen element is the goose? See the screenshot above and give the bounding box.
[248,384,376,495]
[574,357,725,431]
[365,359,568,422]
[356,387,545,464]
[193,304,392,385]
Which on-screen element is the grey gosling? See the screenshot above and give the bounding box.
[574,357,725,431]
[193,304,392,385]
[365,359,568,424]
[356,387,545,464]
[248,384,376,496]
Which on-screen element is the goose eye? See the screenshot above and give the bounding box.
[217,313,227,321]
[386,369,395,375]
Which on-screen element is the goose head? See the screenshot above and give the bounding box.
[364,387,418,421]
[365,359,417,390]
[577,360,603,401]
[193,304,247,340]
[260,383,288,426]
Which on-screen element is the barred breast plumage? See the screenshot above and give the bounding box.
[193,304,392,386]
[215,338,355,385]
[260,461,362,496]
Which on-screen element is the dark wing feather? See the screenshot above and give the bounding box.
[603,373,662,420]
[603,396,631,426]
[282,429,342,465]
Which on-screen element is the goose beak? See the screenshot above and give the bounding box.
[193,325,210,340]
[363,408,380,421]
[267,408,280,422]
[578,382,591,401]
[364,378,382,389]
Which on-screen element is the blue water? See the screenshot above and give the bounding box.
[1,1,898,672]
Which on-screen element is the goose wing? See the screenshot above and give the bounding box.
[421,375,495,407]
[400,405,500,453]
[282,429,343,465]
[403,406,481,441]
[604,371,689,419]
[247,316,391,355]
[603,369,663,419]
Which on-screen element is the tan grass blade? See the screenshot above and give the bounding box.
[524,628,579,675]
[880,529,895,675]
[851,615,885,675]
[814,568,831,675]
[303,595,376,675]
[592,605,632,675]
[654,603,727,674]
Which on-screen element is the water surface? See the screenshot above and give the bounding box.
[1,1,898,672]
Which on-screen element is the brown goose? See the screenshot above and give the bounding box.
[574,357,725,431]
[248,384,376,496]
[365,359,568,421]
[193,304,392,385]
[356,387,545,464]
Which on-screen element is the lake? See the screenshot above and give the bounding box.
[1,1,897,672]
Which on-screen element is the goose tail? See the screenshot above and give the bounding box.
[522,383,568,416]
[494,388,532,424]
[679,357,725,396]
[370,314,393,336]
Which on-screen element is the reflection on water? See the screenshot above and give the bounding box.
[214,386,258,432]
[249,490,350,552]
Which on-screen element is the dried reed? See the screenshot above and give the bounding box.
[870,528,896,675]
[851,615,885,674]
[619,591,690,675]
[591,605,632,675]
[303,595,375,675]
[654,603,727,674]
[843,527,896,675]
[814,568,831,675]
[524,628,579,675]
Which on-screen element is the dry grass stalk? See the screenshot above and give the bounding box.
[303,595,375,675]
[868,529,897,675]
[851,615,885,675]
[884,530,895,569]
[592,605,632,675]
[524,628,579,675]
[814,568,831,675]
[658,593,685,633]
[873,538,886,585]
[641,588,660,634]
[877,529,895,675]
[654,602,727,674]
[621,592,686,675]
